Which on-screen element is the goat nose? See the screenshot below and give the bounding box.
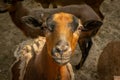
[55,42,69,54]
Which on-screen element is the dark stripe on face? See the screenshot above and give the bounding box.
[46,15,56,32]
[69,16,79,32]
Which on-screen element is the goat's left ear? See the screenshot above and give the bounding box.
[21,16,43,29]
[82,20,103,31]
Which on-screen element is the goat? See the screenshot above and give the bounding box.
[11,12,89,80]
[34,0,104,20]
[11,36,74,80]
[97,41,120,80]
[0,0,103,70]
[23,4,103,69]
[0,0,44,38]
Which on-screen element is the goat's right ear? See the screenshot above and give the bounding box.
[21,16,43,29]
[82,20,103,31]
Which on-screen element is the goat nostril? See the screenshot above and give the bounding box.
[56,47,62,53]
[55,45,69,54]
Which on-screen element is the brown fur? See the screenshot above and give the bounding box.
[97,41,120,80]
[27,4,102,69]
[11,37,46,80]
[0,0,102,70]
[11,12,83,80]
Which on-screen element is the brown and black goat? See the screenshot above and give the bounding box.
[34,0,104,20]
[24,4,103,69]
[11,12,88,80]
[0,0,103,70]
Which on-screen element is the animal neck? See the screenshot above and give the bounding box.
[35,44,61,80]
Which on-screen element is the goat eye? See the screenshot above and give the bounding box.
[69,22,79,32]
[48,23,55,32]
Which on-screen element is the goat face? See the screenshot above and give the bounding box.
[45,13,83,65]
[0,0,23,13]
[22,12,83,65]
[22,12,103,65]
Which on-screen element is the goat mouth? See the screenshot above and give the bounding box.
[52,56,71,65]
[51,50,72,65]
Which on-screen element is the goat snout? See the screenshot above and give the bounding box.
[53,40,70,54]
[51,41,72,65]
[55,42,69,54]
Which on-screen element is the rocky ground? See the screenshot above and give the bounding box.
[0,0,120,80]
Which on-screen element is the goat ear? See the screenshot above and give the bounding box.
[21,16,43,29]
[82,20,103,31]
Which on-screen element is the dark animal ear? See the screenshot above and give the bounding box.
[82,20,103,31]
[21,16,43,29]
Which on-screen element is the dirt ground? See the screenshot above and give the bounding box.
[0,0,120,80]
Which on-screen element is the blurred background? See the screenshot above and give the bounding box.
[0,0,120,80]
